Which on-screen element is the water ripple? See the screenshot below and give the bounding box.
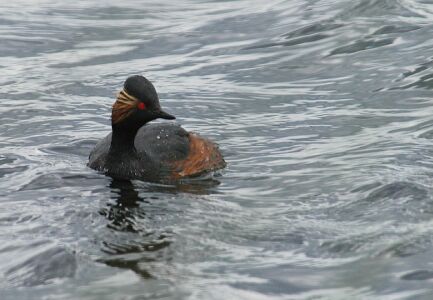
[2,0,433,299]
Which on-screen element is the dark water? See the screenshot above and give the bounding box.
[2,0,433,299]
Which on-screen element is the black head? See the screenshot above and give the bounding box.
[112,75,175,128]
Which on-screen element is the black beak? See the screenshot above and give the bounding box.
[154,109,176,120]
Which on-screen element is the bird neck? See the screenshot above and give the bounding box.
[109,123,141,155]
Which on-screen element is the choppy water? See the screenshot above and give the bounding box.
[3,0,433,299]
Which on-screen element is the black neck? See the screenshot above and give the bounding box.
[109,124,139,155]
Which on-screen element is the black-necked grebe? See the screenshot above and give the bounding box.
[88,75,226,182]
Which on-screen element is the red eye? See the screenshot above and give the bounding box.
[137,102,146,110]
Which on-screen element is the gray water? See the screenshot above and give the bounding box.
[2,0,433,299]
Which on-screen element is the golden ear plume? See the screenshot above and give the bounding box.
[112,89,139,124]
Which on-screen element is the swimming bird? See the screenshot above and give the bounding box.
[88,75,226,182]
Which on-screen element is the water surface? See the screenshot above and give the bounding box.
[2,0,433,299]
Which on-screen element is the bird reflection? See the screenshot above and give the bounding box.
[110,179,142,206]
[104,179,143,232]
[98,179,169,279]
[103,176,221,232]
[98,177,221,279]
